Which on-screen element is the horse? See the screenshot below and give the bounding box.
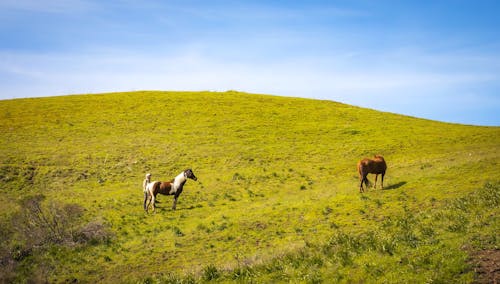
[144,169,198,212]
[357,155,387,193]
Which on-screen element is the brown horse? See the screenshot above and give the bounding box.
[144,169,198,212]
[357,155,387,193]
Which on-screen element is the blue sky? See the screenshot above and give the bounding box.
[1,0,499,125]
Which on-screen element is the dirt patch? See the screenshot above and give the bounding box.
[470,249,500,283]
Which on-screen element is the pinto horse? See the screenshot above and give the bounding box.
[357,155,387,193]
[144,169,198,212]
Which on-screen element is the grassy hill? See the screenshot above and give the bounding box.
[0,91,498,283]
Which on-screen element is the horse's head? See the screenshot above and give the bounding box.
[184,169,198,181]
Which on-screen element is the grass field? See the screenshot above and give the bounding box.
[0,91,498,283]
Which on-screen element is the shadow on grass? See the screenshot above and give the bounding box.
[384,181,407,190]
[173,205,199,212]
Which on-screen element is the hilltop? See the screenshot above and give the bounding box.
[0,91,498,283]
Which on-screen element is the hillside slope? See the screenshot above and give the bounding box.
[0,91,499,283]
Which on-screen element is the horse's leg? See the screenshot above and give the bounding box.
[146,193,153,212]
[374,174,378,189]
[359,173,366,193]
[172,196,178,210]
[145,195,150,212]
[381,172,385,189]
[143,191,148,211]
[151,194,156,212]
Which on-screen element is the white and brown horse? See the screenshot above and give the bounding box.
[144,169,198,212]
[357,155,387,193]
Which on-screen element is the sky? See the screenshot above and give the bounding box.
[0,0,499,126]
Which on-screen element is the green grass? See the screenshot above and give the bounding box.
[0,91,499,283]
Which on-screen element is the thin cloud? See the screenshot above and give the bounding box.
[2,47,496,97]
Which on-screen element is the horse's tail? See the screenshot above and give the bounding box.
[357,160,362,176]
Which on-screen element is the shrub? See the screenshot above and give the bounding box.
[202,264,220,281]
[231,265,255,280]
[12,195,85,247]
[75,220,114,245]
[2,194,114,282]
